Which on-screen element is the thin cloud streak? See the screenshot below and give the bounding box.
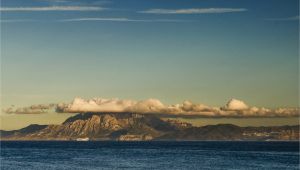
[2,104,56,114]
[1,17,191,23]
[59,17,192,22]
[60,17,139,22]
[0,19,37,23]
[139,8,247,14]
[0,6,104,12]
[266,16,299,21]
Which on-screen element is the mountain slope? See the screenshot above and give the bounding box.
[1,113,299,141]
[1,113,178,140]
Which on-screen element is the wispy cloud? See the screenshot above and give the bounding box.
[0,6,104,12]
[0,19,37,23]
[61,17,138,22]
[59,17,191,22]
[43,0,70,3]
[0,17,191,23]
[3,104,56,114]
[266,16,299,21]
[41,0,112,6]
[139,8,247,14]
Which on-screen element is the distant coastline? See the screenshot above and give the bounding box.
[1,112,299,141]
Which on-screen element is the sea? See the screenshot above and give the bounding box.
[0,141,299,170]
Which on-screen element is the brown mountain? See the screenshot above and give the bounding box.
[1,112,299,141]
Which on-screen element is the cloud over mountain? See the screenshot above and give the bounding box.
[56,97,299,118]
[223,99,249,111]
[3,97,299,118]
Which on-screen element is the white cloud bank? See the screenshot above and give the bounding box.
[3,97,299,118]
[0,6,104,12]
[139,8,247,14]
[55,97,299,118]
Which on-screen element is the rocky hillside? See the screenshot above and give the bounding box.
[1,112,299,141]
[1,113,178,141]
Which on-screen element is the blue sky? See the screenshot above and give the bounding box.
[1,0,299,109]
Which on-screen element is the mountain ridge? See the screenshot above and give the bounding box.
[1,112,299,141]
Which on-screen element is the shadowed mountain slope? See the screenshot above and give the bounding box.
[1,113,299,141]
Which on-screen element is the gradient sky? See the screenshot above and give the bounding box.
[1,0,299,130]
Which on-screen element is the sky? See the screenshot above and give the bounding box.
[0,0,299,130]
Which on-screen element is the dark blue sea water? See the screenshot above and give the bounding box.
[0,141,299,170]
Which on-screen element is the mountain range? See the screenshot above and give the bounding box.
[1,112,299,141]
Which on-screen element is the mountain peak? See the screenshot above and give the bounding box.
[1,113,299,141]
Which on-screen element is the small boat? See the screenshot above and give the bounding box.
[76,137,89,141]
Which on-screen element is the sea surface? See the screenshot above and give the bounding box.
[0,141,299,170]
